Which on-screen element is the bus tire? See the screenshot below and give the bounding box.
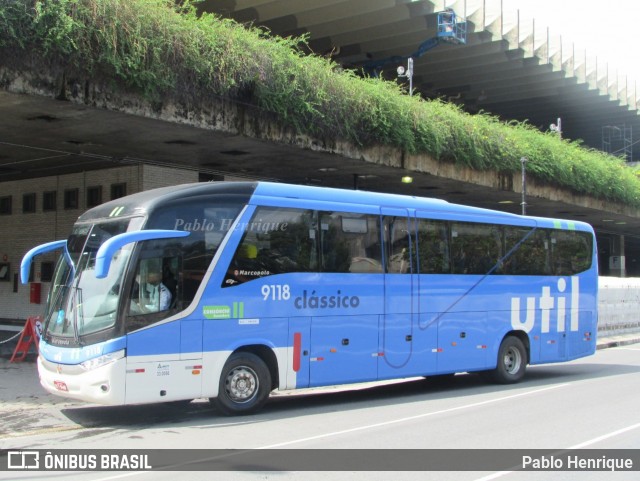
[488,336,527,384]
[213,352,271,415]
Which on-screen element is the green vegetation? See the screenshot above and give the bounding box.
[1,0,639,206]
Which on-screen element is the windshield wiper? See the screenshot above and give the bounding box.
[43,285,68,338]
[71,286,84,346]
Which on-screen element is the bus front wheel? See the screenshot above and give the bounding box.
[213,352,271,415]
[487,336,527,384]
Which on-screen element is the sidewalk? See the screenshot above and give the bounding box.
[595,331,640,350]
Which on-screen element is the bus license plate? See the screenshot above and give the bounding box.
[53,380,68,392]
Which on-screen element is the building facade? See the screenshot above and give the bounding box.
[0,165,199,322]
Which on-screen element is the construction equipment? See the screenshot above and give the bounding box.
[364,9,466,77]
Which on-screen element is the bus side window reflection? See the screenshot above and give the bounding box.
[223,207,317,286]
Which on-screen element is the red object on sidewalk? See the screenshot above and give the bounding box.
[10,316,41,363]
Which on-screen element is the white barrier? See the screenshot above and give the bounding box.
[599,277,640,335]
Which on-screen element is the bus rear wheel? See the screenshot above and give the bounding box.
[213,352,271,415]
[487,336,527,384]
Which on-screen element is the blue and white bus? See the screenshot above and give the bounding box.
[22,182,598,415]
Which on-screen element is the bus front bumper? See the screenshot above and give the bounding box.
[38,354,126,405]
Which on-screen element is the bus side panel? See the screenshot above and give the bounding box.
[566,272,598,360]
[536,316,570,363]
[379,268,437,379]
[124,357,204,404]
[508,273,597,365]
[568,311,596,358]
[309,314,379,387]
[378,313,437,379]
[181,318,203,360]
[125,321,205,403]
[419,275,493,374]
[436,311,488,373]
[127,321,181,359]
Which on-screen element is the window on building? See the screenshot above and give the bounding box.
[111,183,127,200]
[41,261,55,282]
[87,185,103,207]
[43,191,57,211]
[64,188,79,209]
[22,193,36,214]
[0,196,12,215]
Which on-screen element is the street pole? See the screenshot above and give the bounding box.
[397,57,414,96]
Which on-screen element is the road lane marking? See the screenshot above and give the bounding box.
[569,420,640,449]
[88,384,569,479]
[258,383,569,449]
[474,421,640,480]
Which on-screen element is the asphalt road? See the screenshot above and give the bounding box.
[1,343,639,480]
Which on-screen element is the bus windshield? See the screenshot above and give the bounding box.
[43,217,144,342]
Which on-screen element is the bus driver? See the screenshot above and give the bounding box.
[144,270,171,312]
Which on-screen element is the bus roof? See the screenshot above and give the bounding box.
[251,182,593,232]
[77,181,593,233]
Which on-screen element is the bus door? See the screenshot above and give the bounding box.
[378,208,426,378]
[125,248,202,403]
[308,211,382,386]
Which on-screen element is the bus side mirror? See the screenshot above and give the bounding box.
[95,230,190,279]
[20,240,68,284]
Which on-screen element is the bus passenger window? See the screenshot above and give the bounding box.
[451,222,501,275]
[416,219,449,274]
[385,216,413,274]
[550,230,592,275]
[223,207,317,286]
[502,227,550,275]
[320,213,382,273]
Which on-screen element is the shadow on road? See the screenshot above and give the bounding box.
[58,360,640,432]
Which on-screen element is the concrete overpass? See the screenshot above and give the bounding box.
[204,0,640,161]
[1,0,640,276]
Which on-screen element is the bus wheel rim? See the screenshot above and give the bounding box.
[503,347,522,374]
[225,366,258,403]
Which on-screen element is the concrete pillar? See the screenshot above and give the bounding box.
[608,234,626,277]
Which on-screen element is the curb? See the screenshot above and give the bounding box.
[596,337,640,350]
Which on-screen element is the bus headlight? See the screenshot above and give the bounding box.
[80,349,125,371]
